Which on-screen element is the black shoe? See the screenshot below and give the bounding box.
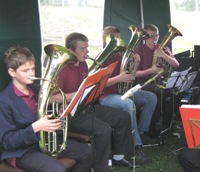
[135,145,151,165]
[140,133,158,145]
[112,156,134,169]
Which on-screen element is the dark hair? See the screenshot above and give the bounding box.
[103,26,121,47]
[65,32,88,50]
[4,46,35,70]
[144,24,159,32]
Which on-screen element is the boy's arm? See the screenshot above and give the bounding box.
[50,92,76,104]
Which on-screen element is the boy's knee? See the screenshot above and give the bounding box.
[44,162,66,172]
[103,124,112,135]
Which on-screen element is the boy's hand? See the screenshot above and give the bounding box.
[32,115,62,133]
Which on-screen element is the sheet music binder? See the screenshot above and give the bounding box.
[61,61,118,118]
[179,105,200,149]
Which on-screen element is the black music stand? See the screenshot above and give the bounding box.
[61,62,119,171]
[159,67,197,139]
[166,69,198,155]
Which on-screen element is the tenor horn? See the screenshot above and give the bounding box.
[87,34,126,76]
[35,44,77,157]
[152,24,182,82]
[118,25,148,95]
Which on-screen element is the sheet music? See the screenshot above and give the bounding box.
[179,71,197,93]
[70,85,95,117]
[60,61,118,118]
[164,67,192,89]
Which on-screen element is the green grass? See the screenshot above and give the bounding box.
[109,127,186,172]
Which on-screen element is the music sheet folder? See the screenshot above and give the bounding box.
[179,105,200,149]
[61,61,118,118]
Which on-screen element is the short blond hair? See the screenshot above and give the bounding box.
[144,24,159,33]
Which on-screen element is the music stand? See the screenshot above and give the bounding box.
[178,71,198,94]
[159,67,193,137]
[164,67,192,90]
[60,61,118,171]
[61,61,118,118]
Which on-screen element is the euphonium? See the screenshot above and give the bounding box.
[118,25,148,95]
[34,44,77,157]
[87,34,126,76]
[152,24,182,82]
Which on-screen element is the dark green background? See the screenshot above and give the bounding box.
[0,0,42,91]
[104,0,171,45]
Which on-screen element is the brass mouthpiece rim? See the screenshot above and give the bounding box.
[30,77,50,82]
[30,76,37,80]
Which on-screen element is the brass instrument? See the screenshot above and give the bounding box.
[87,34,126,76]
[33,44,77,157]
[121,69,164,100]
[118,25,148,95]
[152,24,182,82]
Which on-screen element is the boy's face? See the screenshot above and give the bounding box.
[146,30,159,45]
[72,40,89,62]
[9,60,35,86]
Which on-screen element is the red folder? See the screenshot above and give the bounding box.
[179,105,200,149]
[61,61,118,118]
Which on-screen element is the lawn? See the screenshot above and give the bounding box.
[109,126,186,172]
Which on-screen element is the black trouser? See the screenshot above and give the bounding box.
[16,139,92,172]
[141,82,183,135]
[178,148,200,172]
[68,104,133,172]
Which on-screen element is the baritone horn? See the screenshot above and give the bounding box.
[32,44,77,157]
[87,34,126,76]
[152,24,182,82]
[118,25,149,95]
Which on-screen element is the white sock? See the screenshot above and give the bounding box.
[113,154,124,161]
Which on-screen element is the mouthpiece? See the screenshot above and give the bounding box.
[86,55,102,67]
[30,76,50,82]
[30,76,37,80]
[85,55,93,60]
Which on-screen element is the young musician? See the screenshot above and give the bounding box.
[134,24,180,136]
[51,32,134,171]
[0,46,92,172]
[99,26,158,165]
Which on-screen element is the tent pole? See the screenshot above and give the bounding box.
[140,0,145,44]
[140,0,144,29]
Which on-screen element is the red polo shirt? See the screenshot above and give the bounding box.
[99,53,122,102]
[58,62,88,93]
